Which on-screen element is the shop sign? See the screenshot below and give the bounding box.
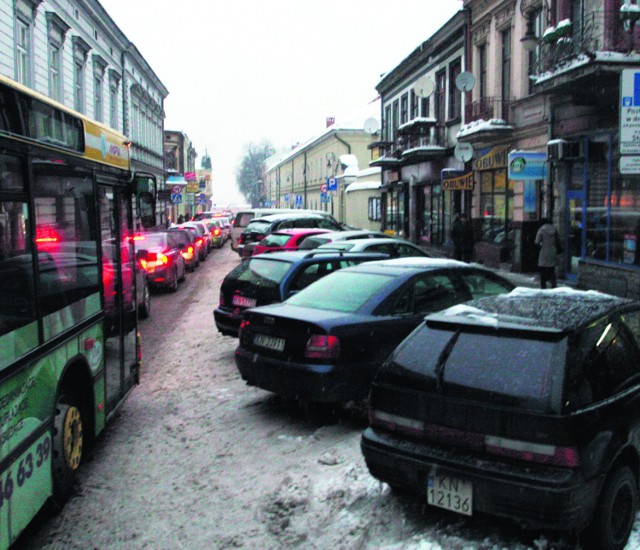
[186,181,200,193]
[442,170,474,190]
[508,150,547,180]
[473,145,510,171]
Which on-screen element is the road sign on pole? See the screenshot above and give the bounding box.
[620,69,640,155]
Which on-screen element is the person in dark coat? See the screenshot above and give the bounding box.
[177,214,185,224]
[451,213,474,262]
[535,218,559,288]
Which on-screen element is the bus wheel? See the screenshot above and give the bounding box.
[50,398,83,510]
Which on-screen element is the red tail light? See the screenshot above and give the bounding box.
[239,319,250,338]
[238,234,244,244]
[213,228,221,236]
[369,410,580,468]
[196,237,204,246]
[305,335,340,359]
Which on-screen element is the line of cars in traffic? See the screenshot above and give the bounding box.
[213,207,640,549]
[131,216,232,320]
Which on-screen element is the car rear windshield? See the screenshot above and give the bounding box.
[287,271,394,312]
[260,233,293,247]
[299,236,331,249]
[245,220,271,234]
[134,233,166,249]
[234,213,254,227]
[393,326,565,411]
[227,257,293,288]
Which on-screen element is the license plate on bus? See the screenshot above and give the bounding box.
[232,295,256,308]
[427,473,472,516]
[253,334,285,352]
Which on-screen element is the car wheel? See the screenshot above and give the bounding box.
[168,267,179,292]
[139,280,151,319]
[50,394,83,510]
[582,466,637,550]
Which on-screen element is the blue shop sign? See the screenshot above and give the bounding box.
[508,150,547,180]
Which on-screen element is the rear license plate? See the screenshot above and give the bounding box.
[253,333,285,352]
[232,295,256,308]
[427,473,472,516]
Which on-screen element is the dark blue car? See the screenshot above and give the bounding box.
[213,250,387,337]
[235,258,515,407]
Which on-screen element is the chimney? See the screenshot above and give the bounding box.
[326,117,335,128]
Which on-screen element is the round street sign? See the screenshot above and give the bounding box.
[454,142,474,162]
[320,183,328,193]
[172,184,182,194]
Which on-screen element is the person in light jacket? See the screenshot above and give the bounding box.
[535,218,559,289]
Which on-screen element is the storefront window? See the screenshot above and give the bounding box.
[583,133,640,265]
[480,169,513,244]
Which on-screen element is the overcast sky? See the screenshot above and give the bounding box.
[98,0,462,206]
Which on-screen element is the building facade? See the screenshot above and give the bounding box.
[372,11,468,246]
[0,0,168,219]
[263,113,380,224]
[164,130,198,222]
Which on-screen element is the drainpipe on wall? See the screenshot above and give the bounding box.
[304,151,308,208]
[120,42,132,137]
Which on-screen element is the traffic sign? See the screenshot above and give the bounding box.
[172,185,182,194]
[327,177,338,192]
[171,193,182,204]
[320,183,327,193]
[620,69,640,154]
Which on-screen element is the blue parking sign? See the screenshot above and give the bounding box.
[327,177,338,192]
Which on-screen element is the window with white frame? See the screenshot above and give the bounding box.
[93,55,107,123]
[72,37,91,113]
[46,12,70,103]
[109,70,120,129]
[15,18,30,86]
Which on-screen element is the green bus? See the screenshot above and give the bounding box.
[0,74,156,548]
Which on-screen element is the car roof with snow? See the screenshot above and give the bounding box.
[427,287,636,333]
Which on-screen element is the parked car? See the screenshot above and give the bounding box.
[133,231,186,292]
[252,228,332,255]
[167,227,199,271]
[361,287,640,549]
[231,208,293,252]
[298,229,389,249]
[214,250,388,337]
[235,258,514,408]
[315,237,433,258]
[238,212,344,258]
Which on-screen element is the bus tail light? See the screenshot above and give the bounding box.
[305,335,340,359]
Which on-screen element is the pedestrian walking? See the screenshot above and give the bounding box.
[535,218,560,288]
[177,214,185,224]
[451,213,474,262]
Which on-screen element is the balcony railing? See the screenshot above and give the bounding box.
[465,97,513,124]
[370,126,448,166]
[530,12,600,78]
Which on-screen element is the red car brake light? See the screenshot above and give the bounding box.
[213,228,221,236]
[305,335,341,359]
[239,319,250,339]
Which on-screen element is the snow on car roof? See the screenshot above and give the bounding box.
[437,287,633,331]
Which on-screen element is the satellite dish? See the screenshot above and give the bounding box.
[455,71,476,93]
[413,75,435,98]
[454,142,474,162]
[363,117,380,134]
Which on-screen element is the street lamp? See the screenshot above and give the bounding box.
[520,0,549,52]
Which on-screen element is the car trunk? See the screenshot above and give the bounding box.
[370,322,577,448]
